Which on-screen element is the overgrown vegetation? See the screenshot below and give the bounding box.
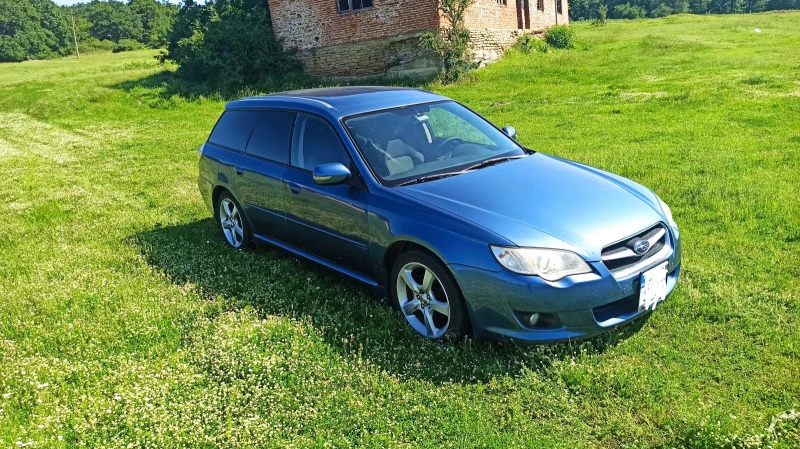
[162,0,302,93]
[570,0,800,20]
[513,34,551,53]
[420,0,477,84]
[0,11,799,449]
[544,25,576,49]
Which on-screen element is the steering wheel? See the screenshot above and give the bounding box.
[436,137,465,160]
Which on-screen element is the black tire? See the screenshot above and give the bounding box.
[390,250,469,342]
[216,191,253,249]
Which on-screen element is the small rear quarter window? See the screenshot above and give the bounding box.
[208,110,260,151]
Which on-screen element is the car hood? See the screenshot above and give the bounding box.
[396,153,665,262]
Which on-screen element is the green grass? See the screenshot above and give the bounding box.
[1,11,799,448]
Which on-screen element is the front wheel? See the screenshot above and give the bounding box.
[217,192,252,249]
[390,250,469,342]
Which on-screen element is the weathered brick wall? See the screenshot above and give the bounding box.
[460,0,569,30]
[268,0,440,50]
[297,32,440,78]
[462,0,521,29]
[527,0,569,30]
[470,28,523,66]
[462,0,570,66]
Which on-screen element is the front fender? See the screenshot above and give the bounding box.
[366,189,510,285]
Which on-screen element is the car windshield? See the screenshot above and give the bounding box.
[344,101,528,186]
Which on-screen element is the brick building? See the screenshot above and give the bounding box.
[267,0,569,78]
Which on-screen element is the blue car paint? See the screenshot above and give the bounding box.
[197,86,681,343]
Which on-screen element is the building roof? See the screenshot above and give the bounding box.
[226,86,448,117]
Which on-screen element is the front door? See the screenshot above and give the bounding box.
[282,113,371,275]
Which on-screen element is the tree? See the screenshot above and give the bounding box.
[164,0,301,90]
[72,0,143,43]
[129,0,175,47]
[420,0,477,84]
[0,0,71,62]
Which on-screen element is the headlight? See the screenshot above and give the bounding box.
[490,246,592,281]
[658,197,675,225]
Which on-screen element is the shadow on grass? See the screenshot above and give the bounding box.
[112,69,435,104]
[134,218,650,383]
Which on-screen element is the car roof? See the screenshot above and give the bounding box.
[225,86,449,118]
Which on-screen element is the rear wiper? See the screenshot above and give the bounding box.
[394,171,464,187]
[463,154,527,172]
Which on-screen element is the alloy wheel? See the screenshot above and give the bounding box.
[219,198,244,248]
[396,262,451,339]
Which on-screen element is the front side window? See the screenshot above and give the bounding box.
[291,114,350,171]
[557,0,563,13]
[338,0,373,13]
[537,0,544,11]
[345,101,527,186]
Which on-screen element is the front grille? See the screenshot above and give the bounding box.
[601,224,669,276]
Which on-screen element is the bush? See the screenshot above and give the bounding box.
[513,34,550,54]
[164,0,302,92]
[112,39,145,53]
[545,25,576,49]
[613,3,647,19]
[595,5,609,25]
[77,38,116,54]
[420,0,476,84]
[649,4,674,17]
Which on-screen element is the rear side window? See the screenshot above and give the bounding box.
[245,111,295,164]
[208,110,260,151]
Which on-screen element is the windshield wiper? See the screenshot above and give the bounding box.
[463,154,527,172]
[394,155,527,187]
[394,171,464,187]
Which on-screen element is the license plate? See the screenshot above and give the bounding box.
[639,261,668,311]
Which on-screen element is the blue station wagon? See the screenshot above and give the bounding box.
[197,87,681,343]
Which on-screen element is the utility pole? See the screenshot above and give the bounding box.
[70,12,80,59]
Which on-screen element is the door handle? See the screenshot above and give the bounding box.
[234,166,244,176]
[287,182,301,194]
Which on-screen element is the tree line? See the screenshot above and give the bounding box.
[569,0,800,20]
[0,0,176,63]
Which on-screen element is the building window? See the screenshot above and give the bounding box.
[338,0,373,13]
[537,0,544,11]
[496,0,506,4]
[556,0,562,13]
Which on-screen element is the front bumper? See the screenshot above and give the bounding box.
[451,227,682,343]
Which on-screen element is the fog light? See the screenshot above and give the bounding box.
[528,312,540,327]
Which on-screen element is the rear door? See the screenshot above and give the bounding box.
[236,110,295,241]
[282,113,371,275]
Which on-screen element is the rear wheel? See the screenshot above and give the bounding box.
[390,250,469,342]
[217,192,252,249]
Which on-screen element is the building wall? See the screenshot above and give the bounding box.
[462,0,521,29]
[267,0,569,78]
[268,0,440,50]
[463,0,570,65]
[297,31,441,78]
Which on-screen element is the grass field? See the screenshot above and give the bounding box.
[1,11,799,448]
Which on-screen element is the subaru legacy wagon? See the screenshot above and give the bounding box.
[197,87,681,343]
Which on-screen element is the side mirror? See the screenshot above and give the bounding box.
[312,163,351,186]
[502,126,517,140]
